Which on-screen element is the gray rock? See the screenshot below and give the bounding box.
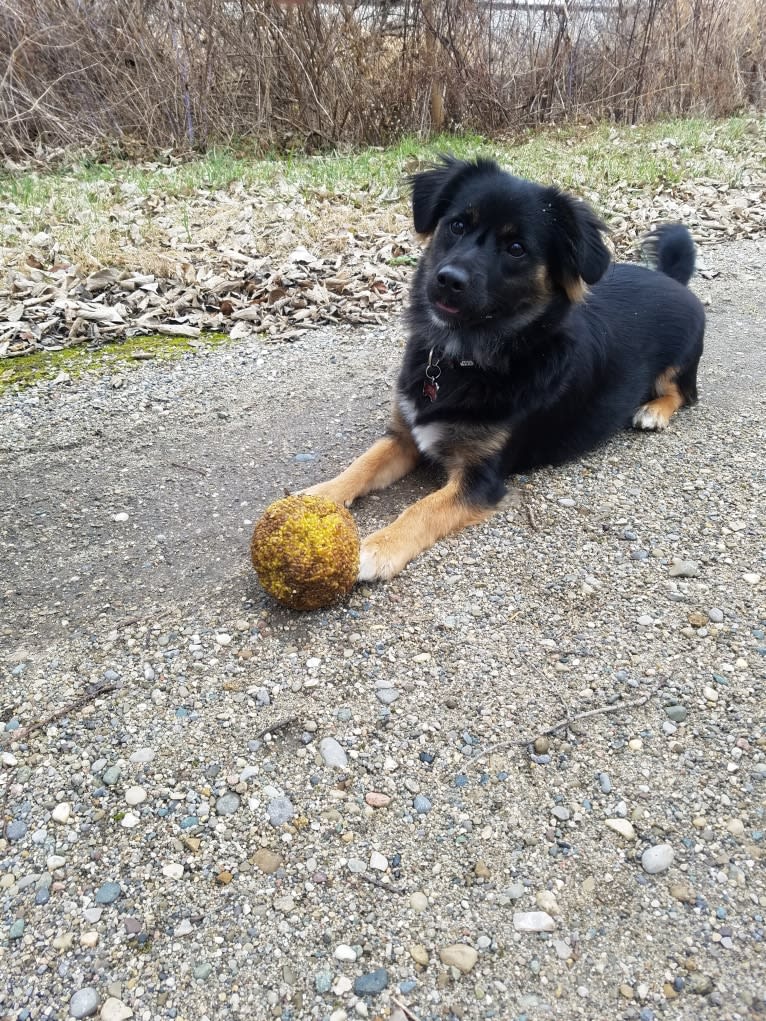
[314,970,333,994]
[353,968,389,996]
[641,843,674,874]
[665,705,688,723]
[319,737,348,769]
[375,688,399,705]
[193,963,213,981]
[413,794,433,814]
[102,765,121,786]
[552,806,570,821]
[9,919,25,939]
[94,882,122,904]
[267,796,295,826]
[668,560,699,577]
[69,988,99,1019]
[708,607,724,623]
[215,792,241,816]
[598,773,612,794]
[6,819,27,841]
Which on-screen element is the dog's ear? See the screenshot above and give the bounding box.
[546,190,610,300]
[409,156,498,235]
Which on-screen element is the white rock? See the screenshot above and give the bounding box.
[334,943,357,962]
[125,786,147,806]
[174,918,193,936]
[702,685,719,702]
[726,818,745,837]
[47,855,66,870]
[100,998,134,1021]
[129,748,154,764]
[120,812,140,829]
[743,573,761,585]
[112,512,129,523]
[641,843,674,874]
[605,818,636,840]
[80,931,99,947]
[535,890,560,915]
[162,863,184,880]
[319,737,348,769]
[369,851,388,872]
[409,891,428,912]
[215,632,232,646]
[439,943,478,973]
[51,802,71,824]
[513,911,556,932]
[333,977,353,996]
[2,752,18,766]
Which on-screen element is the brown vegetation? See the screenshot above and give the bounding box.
[1,0,764,155]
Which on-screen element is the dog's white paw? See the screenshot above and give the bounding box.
[302,482,354,507]
[358,537,400,582]
[632,404,668,431]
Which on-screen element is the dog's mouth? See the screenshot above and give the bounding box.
[434,300,461,317]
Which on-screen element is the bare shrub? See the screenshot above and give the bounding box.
[0,0,763,156]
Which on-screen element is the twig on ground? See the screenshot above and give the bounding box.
[391,997,423,1021]
[253,715,299,742]
[525,499,540,531]
[355,872,406,896]
[3,680,120,744]
[170,461,209,477]
[482,682,663,757]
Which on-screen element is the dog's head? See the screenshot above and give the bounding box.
[410,156,610,344]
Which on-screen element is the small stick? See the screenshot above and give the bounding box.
[4,680,120,745]
[253,715,299,742]
[525,499,539,531]
[482,685,661,757]
[391,997,423,1021]
[355,872,406,896]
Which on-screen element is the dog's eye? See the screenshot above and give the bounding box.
[507,241,526,258]
[449,220,465,237]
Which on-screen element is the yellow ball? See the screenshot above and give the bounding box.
[250,494,360,611]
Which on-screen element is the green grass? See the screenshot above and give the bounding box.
[1,117,761,213]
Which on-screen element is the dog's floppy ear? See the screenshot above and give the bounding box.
[409,155,498,235]
[546,190,611,300]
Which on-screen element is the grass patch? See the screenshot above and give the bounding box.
[0,332,231,396]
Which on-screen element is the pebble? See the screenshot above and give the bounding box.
[193,963,213,981]
[598,773,612,794]
[6,819,27,841]
[319,737,348,769]
[267,797,294,826]
[95,882,122,904]
[9,919,25,939]
[100,998,133,1021]
[375,688,399,705]
[369,851,388,871]
[513,911,556,932]
[112,512,129,523]
[703,685,719,702]
[70,988,99,1018]
[641,844,675,874]
[665,705,688,723]
[669,560,699,577]
[410,944,429,966]
[315,970,333,994]
[743,573,761,585]
[2,751,18,766]
[409,892,428,912]
[334,944,357,962]
[726,818,745,837]
[708,607,724,623]
[253,849,282,874]
[124,786,147,806]
[215,632,232,645]
[606,818,636,840]
[51,802,71,824]
[365,792,391,808]
[552,806,570,821]
[129,748,154,764]
[81,931,99,947]
[669,882,696,904]
[215,792,241,816]
[413,794,432,814]
[536,890,559,915]
[353,968,389,996]
[439,944,478,973]
[162,863,184,880]
[102,766,121,786]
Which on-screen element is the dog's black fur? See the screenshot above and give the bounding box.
[399,156,705,504]
[308,156,706,580]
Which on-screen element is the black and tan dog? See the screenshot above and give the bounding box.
[307,156,705,581]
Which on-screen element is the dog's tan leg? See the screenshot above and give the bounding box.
[305,428,419,508]
[633,366,685,431]
[358,473,494,581]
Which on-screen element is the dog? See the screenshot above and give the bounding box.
[307,156,705,581]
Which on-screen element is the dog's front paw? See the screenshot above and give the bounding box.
[358,532,405,582]
[632,403,670,431]
[302,481,354,508]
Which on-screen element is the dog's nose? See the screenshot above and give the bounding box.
[436,265,469,294]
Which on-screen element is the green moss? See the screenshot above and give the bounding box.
[0,331,231,396]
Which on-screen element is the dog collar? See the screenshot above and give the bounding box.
[422,347,475,402]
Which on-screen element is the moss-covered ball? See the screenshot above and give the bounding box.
[250,494,360,611]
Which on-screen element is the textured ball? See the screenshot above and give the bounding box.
[250,494,360,611]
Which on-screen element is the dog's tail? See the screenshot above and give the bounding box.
[642,224,696,286]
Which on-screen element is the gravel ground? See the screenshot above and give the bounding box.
[1,239,764,1021]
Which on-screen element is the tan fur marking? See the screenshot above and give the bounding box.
[633,366,685,430]
[305,420,419,508]
[449,427,511,469]
[358,474,493,581]
[562,276,589,304]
